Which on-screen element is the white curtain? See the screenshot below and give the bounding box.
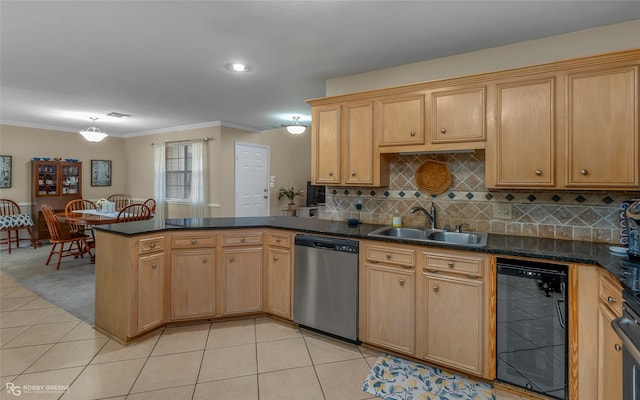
[153,142,166,221]
[190,139,209,218]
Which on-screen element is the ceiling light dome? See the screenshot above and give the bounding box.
[79,117,108,142]
[226,63,251,72]
[283,116,307,135]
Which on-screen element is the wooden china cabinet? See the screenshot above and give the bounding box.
[31,160,82,242]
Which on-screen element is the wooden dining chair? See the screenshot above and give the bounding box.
[65,199,97,242]
[143,198,156,214]
[106,194,130,211]
[116,204,152,222]
[0,199,38,254]
[41,205,92,270]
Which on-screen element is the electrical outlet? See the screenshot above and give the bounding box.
[493,203,513,220]
[355,198,363,210]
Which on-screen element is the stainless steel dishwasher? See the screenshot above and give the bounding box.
[294,234,359,342]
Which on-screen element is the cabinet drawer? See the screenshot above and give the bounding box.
[423,252,484,277]
[138,236,165,255]
[222,231,263,246]
[366,245,415,267]
[599,273,622,316]
[267,232,291,248]
[172,234,216,249]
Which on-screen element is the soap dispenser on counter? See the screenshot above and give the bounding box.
[392,208,402,228]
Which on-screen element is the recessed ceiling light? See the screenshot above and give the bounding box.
[226,63,251,72]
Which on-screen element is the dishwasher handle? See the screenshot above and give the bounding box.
[294,234,359,253]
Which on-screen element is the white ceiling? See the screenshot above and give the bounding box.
[1,1,639,137]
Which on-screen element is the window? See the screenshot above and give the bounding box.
[165,143,192,200]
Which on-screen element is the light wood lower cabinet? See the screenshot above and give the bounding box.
[266,230,293,319]
[597,273,623,400]
[171,249,216,320]
[94,231,167,343]
[360,242,416,355]
[220,230,263,316]
[416,249,491,378]
[137,253,165,332]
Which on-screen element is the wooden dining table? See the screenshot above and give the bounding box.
[55,209,120,226]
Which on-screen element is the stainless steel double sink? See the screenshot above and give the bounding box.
[367,226,488,247]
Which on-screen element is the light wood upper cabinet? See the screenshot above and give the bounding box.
[311,100,388,187]
[565,65,639,188]
[431,86,486,144]
[343,101,375,185]
[378,93,425,147]
[311,105,341,184]
[487,76,556,188]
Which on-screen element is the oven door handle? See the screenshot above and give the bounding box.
[613,316,640,364]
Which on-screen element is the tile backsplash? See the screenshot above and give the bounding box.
[323,150,640,244]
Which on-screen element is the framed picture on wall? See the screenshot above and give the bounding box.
[91,160,112,186]
[0,155,11,188]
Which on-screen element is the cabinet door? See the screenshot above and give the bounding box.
[418,272,484,376]
[343,101,374,185]
[34,162,59,196]
[311,105,341,184]
[222,247,263,315]
[431,87,485,143]
[378,93,425,147]
[598,303,622,400]
[266,247,292,319]
[489,77,555,187]
[136,253,164,333]
[171,250,215,320]
[363,263,415,354]
[566,65,639,187]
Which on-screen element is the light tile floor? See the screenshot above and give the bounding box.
[0,273,532,400]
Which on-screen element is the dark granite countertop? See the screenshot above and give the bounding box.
[94,216,637,288]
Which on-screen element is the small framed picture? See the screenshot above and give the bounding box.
[0,155,11,188]
[91,160,112,186]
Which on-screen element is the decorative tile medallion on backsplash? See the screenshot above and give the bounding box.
[324,150,640,244]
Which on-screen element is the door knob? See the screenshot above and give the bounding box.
[580,169,588,176]
[399,279,405,286]
[535,170,542,176]
[433,285,439,292]
[440,128,447,133]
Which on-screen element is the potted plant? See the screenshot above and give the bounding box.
[278,185,304,211]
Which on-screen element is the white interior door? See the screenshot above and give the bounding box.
[235,142,270,217]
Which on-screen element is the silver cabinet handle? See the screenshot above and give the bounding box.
[608,296,618,303]
[433,285,439,292]
[399,279,405,286]
[202,258,207,264]
[276,238,281,243]
[615,343,623,351]
[448,261,454,268]
[440,128,446,133]
[191,239,196,244]
[150,243,156,249]
[151,263,157,269]
[273,256,278,261]
[535,170,542,176]
[580,169,588,176]
[386,254,392,259]
[229,256,234,262]
[241,237,245,242]
[328,172,334,176]
[351,171,356,176]
[410,131,415,136]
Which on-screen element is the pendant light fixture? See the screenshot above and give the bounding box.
[283,116,307,135]
[79,117,108,142]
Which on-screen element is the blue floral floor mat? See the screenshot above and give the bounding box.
[362,354,495,400]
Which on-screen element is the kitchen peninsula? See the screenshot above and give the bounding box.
[94,216,625,399]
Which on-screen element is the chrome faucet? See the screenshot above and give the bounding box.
[409,202,437,230]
